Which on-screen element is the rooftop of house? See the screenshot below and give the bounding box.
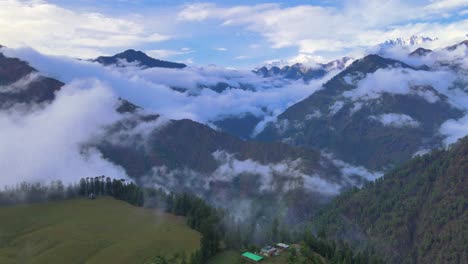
[242,252,264,262]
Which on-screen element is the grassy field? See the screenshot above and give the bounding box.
[0,197,200,264]
[207,250,241,264]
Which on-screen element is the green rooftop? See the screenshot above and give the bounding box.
[242,252,264,262]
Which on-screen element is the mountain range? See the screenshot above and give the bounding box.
[255,52,465,171]
[0,48,366,222]
[254,57,353,82]
[377,36,437,50]
[0,38,467,263]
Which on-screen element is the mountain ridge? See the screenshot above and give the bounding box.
[94,49,187,69]
[256,54,464,170]
[314,136,468,263]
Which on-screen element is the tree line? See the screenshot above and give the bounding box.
[0,176,144,207]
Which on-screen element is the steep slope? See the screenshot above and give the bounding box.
[0,52,63,108]
[95,49,187,69]
[315,137,468,264]
[257,54,464,170]
[94,111,354,217]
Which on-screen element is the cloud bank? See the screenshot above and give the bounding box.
[0,79,128,186]
[2,47,330,129]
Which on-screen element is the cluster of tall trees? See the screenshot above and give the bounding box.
[78,176,143,206]
[294,231,383,264]
[165,192,222,264]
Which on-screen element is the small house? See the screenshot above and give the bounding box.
[241,252,263,262]
[260,246,277,256]
[276,243,289,250]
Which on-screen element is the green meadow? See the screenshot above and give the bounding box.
[0,197,200,264]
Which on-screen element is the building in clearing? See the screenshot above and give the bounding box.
[242,252,264,262]
[276,243,289,250]
[260,246,277,256]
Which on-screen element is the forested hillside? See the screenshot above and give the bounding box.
[315,137,468,263]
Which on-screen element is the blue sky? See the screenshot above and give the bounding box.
[1,0,467,68]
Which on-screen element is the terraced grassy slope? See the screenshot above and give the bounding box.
[0,197,200,264]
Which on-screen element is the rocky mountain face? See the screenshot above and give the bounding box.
[0,52,63,109]
[256,54,465,171]
[94,49,187,69]
[254,57,353,82]
[315,136,468,264]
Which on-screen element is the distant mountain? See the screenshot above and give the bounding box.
[94,109,358,221]
[378,35,436,50]
[409,47,432,57]
[256,54,464,171]
[0,52,63,108]
[94,49,186,69]
[446,39,468,51]
[254,57,353,82]
[212,113,263,140]
[315,136,468,263]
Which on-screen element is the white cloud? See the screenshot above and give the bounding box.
[178,1,468,59]
[439,115,468,145]
[323,152,384,183]
[0,79,129,186]
[215,47,228,51]
[235,55,250,60]
[146,48,194,59]
[2,47,330,131]
[0,0,171,58]
[343,68,455,104]
[370,113,421,128]
[329,101,344,115]
[424,0,468,12]
[210,150,342,195]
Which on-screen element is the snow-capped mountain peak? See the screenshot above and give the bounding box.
[380,35,437,49]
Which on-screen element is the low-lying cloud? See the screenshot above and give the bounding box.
[0,79,128,186]
[370,113,420,128]
[439,115,468,145]
[343,68,454,104]
[2,47,330,129]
